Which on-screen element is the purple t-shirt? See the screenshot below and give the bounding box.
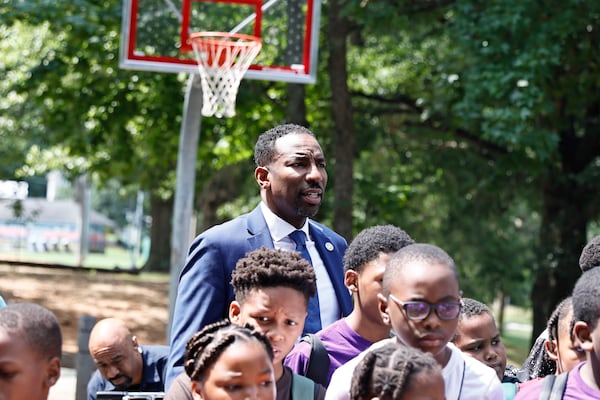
[514,362,600,399]
[284,318,373,387]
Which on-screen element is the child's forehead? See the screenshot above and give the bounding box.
[244,286,307,306]
[388,261,459,293]
[459,313,497,332]
[0,332,38,361]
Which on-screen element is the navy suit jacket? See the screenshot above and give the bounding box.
[165,205,352,389]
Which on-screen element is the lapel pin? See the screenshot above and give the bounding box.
[325,242,334,251]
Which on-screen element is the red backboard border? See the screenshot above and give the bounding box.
[120,0,321,84]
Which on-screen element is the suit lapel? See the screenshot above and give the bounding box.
[246,206,275,249]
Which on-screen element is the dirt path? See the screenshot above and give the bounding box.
[0,263,169,362]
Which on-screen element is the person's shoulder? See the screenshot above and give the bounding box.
[447,344,503,398]
[461,350,501,383]
[329,338,394,380]
[196,209,255,237]
[513,377,544,399]
[164,373,193,400]
[143,345,170,358]
[316,318,347,339]
[284,339,312,372]
[308,220,346,243]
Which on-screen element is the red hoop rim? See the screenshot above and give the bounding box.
[189,31,262,47]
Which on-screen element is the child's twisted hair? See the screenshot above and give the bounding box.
[547,296,573,343]
[184,319,273,381]
[350,342,440,400]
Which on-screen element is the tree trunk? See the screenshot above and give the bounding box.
[197,163,249,232]
[530,175,587,344]
[286,83,307,126]
[497,291,506,336]
[327,0,355,241]
[144,194,173,272]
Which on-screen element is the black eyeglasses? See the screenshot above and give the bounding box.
[389,294,462,321]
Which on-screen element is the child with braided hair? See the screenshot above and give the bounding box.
[349,341,444,400]
[515,267,600,399]
[166,248,325,400]
[544,297,585,376]
[182,319,276,400]
[519,296,585,384]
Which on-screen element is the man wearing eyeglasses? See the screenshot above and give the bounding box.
[326,243,503,400]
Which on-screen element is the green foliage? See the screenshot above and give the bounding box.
[3,0,599,314]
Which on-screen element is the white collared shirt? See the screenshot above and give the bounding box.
[260,202,340,328]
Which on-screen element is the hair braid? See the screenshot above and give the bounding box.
[351,349,379,400]
[350,342,440,400]
[547,297,572,342]
[184,320,273,381]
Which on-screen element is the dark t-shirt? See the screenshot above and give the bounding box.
[164,373,192,400]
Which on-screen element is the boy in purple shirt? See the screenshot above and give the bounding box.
[284,225,414,386]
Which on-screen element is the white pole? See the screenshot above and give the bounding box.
[167,74,204,340]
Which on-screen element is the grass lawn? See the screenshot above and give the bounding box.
[0,244,146,270]
[500,304,533,366]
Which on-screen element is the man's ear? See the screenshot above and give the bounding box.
[544,339,559,361]
[255,166,270,189]
[345,270,358,292]
[229,301,242,324]
[377,293,391,326]
[44,357,61,388]
[573,321,593,352]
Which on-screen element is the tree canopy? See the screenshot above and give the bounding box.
[2,0,599,338]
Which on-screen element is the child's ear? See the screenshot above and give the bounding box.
[544,339,559,361]
[45,357,61,388]
[345,270,358,292]
[229,301,242,323]
[191,381,205,400]
[377,293,391,326]
[573,321,593,352]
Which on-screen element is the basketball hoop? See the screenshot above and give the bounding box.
[190,32,262,118]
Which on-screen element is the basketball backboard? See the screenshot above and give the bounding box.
[120,0,322,84]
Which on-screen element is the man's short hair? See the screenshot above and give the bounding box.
[579,235,600,272]
[572,267,600,329]
[231,247,316,304]
[0,302,62,360]
[343,225,414,273]
[254,124,315,167]
[382,243,458,296]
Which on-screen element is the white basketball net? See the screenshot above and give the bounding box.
[191,32,262,118]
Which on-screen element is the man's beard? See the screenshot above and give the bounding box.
[296,198,321,218]
[110,375,133,390]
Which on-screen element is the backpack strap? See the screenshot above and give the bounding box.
[501,382,518,400]
[538,374,556,400]
[538,372,568,400]
[292,373,318,400]
[300,333,330,386]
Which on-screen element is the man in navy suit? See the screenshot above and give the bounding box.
[165,124,353,389]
